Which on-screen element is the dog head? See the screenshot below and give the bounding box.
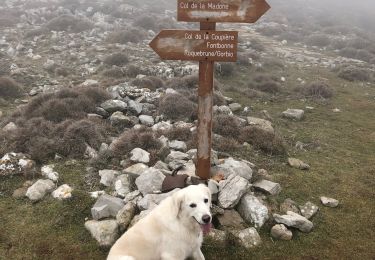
[173,184,212,233]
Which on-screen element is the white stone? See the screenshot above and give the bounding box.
[214,157,253,180]
[139,115,154,126]
[320,196,339,208]
[99,170,121,187]
[137,188,180,210]
[247,117,274,133]
[85,220,119,247]
[26,179,55,201]
[114,174,132,198]
[273,211,313,233]
[124,163,149,177]
[237,193,269,228]
[169,140,187,152]
[3,122,17,132]
[232,228,262,248]
[218,174,249,209]
[135,168,165,195]
[52,184,73,200]
[282,109,305,121]
[130,148,150,164]
[252,180,281,195]
[41,165,59,182]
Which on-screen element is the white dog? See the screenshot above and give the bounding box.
[107,184,212,260]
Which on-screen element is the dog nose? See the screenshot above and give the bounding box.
[202,214,211,224]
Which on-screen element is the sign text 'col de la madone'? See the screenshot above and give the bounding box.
[149,30,238,62]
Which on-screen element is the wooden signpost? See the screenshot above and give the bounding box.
[150,0,270,180]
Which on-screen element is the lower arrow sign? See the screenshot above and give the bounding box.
[149,30,238,62]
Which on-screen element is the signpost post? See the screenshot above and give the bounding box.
[150,0,270,180]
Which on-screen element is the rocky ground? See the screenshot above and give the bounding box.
[1,0,375,259]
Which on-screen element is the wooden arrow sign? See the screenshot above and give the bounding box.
[149,30,238,62]
[177,0,270,23]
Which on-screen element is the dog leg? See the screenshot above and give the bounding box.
[191,249,205,260]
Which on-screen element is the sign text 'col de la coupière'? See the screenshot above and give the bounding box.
[149,30,238,62]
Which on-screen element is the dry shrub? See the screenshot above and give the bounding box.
[213,115,241,139]
[216,63,235,77]
[0,87,111,162]
[159,93,197,121]
[306,34,331,47]
[262,57,284,70]
[0,17,17,28]
[102,67,124,78]
[251,74,281,94]
[338,67,371,82]
[278,31,303,43]
[256,26,285,37]
[131,76,164,91]
[18,87,110,123]
[240,126,286,155]
[107,29,145,44]
[134,16,158,31]
[356,50,373,63]
[104,53,129,66]
[213,137,240,153]
[0,77,23,99]
[166,75,198,90]
[125,65,143,77]
[339,47,358,59]
[330,39,347,50]
[159,126,192,142]
[112,127,162,156]
[303,82,333,99]
[45,15,93,32]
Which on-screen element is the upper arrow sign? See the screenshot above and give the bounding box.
[177,0,270,23]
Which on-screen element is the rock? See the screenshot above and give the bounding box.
[91,194,125,220]
[135,168,165,195]
[282,109,305,121]
[116,202,136,231]
[123,190,142,204]
[288,158,310,170]
[247,117,274,133]
[217,210,247,231]
[169,140,187,152]
[129,210,151,227]
[26,179,55,201]
[89,191,106,199]
[101,100,127,113]
[0,153,36,177]
[208,179,219,196]
[130,148,150,164]
[153,161,169,171]
[229,103,242,112]
[139,115,154,126]
[218,174,249,209]
[252,180,281,196]
[3,122,17,132]
[214,105,232,115]
[84,145,98,159]
[231,228,262,248]
[271,224,293,240]
[299,202,319,219]
[273,211,313,233]
[256,168,273,181]
[213,157,253,181]
[85,220,119,247]
[320,197,339,208]
[52,184,73,200]
[12,187,27,199]
[41,165,59,182]
[280,198,300,214]
[99,170,121,187]
[166,151,190,163]
[204,229,227,246]
[174,161,196,176]
[114,174,132,198]
[237,193,269,228]
[152,121,173,131]
[127,100,143,115]
[137,188,180,210]
[96,107,110,118]
[124,163,149,177]
[211,204,225,216]
[110,112,138,128]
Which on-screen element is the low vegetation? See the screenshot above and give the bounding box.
[103,53,129,67]
[0,77,23,99]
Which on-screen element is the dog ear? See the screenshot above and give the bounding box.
[172,192,185,218]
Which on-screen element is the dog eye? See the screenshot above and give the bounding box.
[190,203,197,208]
[204,199,209,203]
